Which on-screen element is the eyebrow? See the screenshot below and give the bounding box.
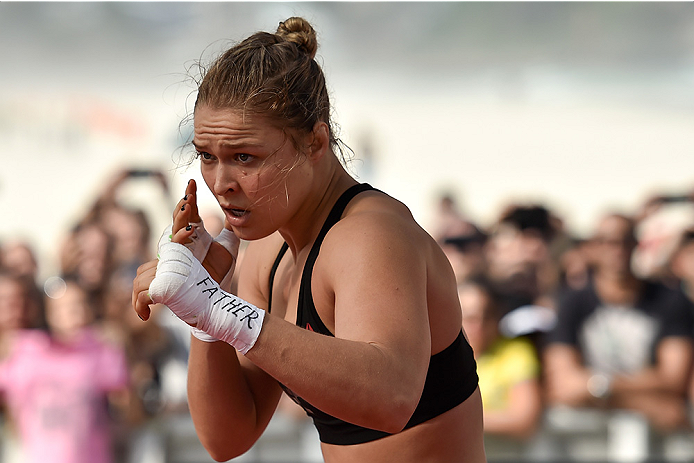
[192,139,261,150]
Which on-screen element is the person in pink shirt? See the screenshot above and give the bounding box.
[0,278,128,463]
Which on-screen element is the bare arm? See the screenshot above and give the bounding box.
[186,339,283,460]
[607,337,693,430]
[483,378,543,439]
[133,182,283,461]
[544,338,693,430]
[138,194,435,458]
[543,343,593,406]
[610,338,693,396]
[244,212,432,433]
[185,235,286,461]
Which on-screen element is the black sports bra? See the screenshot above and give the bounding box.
[267,183,479,445]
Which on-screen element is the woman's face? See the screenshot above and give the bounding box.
[193,106,314,240]
[0,278,27,331]
[459,285,498,357]
[45,282,91,339]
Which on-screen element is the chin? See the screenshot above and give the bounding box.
[231,227,273,242]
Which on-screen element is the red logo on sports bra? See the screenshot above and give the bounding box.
[306,323,314,332]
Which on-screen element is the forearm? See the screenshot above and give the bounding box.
[187,338,277,459]
[544,345,593,406]
[483,411,538,439]
[610,338,693,398]
[483,381,542,439]
[150,241,426,433]
[608,390,689,431]
[246,314,424,433]
[611,368,688,396]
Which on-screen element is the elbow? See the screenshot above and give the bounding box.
[195,426,256,462]
[379,406,414,434]
[202,439,252,463]
[374,368,428,433]
[369,389,421,434]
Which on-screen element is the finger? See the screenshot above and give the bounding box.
[172,225,195,245]
[187,181,202,224]
[172,179,196,223]
[134,290,154,321]
[185,178,196,198]
[173,199,192,238]
[173,194,188,222]
[132,260,158,309]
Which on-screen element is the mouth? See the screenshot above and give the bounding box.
[222,206,249,218]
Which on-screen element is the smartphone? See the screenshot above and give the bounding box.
[660,195,691,204]
[127,169,156,178]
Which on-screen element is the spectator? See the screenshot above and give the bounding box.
[39,166,191,462]
[543,213,694,432]
[557,238,591,292]
[670,227,694,303]
[441,224,488,285]
[1,241,45,330]
[0,241,39,282]
[459,278,542,456]
[0,272,42,463]
[59,221,113,311]
[632,193,694,282]
[485,204,561,315]
[0,272,42,359]
[431,192,487,285]
[668,228,694,412]
[100,205,152,277]
[0,277,129,463]
[80,167,170,291]
[431,191,469,243]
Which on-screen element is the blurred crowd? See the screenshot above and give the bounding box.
[2,168,694,462]
[435,189,694,461]
[0,169,198,463]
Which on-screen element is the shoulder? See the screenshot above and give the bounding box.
[10,329,50,353]
[557,283,598,311]
[323,189,431,260]
[494,337,540,375]
[642,281,694,324]
[643,280,691,306]
[0,330,50,371]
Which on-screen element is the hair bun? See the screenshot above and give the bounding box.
[277,17,318,59]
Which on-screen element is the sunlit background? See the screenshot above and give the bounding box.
[1,2,693,281]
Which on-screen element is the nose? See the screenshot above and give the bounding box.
[210,164,238,198]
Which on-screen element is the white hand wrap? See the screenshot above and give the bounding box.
[158,221,240,292]
[149,242,264,354]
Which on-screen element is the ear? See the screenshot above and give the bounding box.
[306,121,330,163]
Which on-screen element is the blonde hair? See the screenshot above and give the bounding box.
[195,17,336,150]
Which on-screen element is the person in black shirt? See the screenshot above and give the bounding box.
[544,213,694,431]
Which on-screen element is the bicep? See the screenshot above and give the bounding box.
[656,337,693,391]
[325,220,431,379]
[543,343,584,373]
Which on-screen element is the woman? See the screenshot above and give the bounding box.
[1,278,129,463]
[132,17,485,462]
[459,279,542,458]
